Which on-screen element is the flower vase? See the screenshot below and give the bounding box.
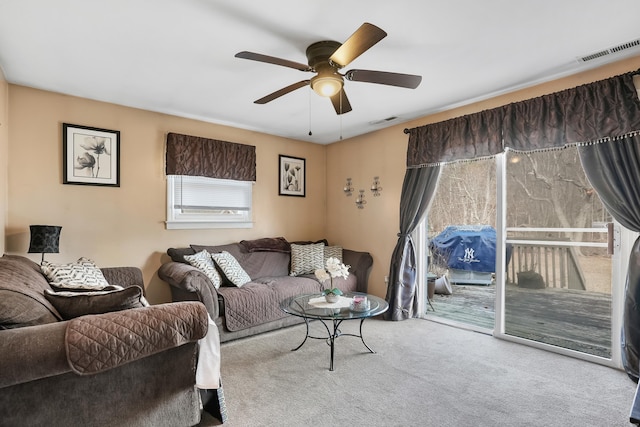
[325,293,339,303]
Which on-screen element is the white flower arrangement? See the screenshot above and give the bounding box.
[314,257,350,296]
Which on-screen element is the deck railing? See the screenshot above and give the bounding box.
[506,227,610,290]
[506,240,586,289]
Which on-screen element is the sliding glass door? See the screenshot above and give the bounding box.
[496,148,619,363]
[424,158,496,331]
[422,147,625,367]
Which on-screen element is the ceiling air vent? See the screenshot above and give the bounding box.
[369,116,398,126]
[578,38,640,62]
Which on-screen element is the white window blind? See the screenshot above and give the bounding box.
[166,175,253,229]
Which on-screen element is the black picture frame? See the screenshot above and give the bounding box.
[63,123,120,187]
[279,155,305,197]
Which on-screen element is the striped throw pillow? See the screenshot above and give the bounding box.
[41,257,111,291]
[324,246,343,264]
[210,251,251,287]
[184,250,222,289]
[290,243,325,276]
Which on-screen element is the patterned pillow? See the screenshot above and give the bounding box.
[41,257,111,291]
[210,251,251,287]
[290,243,325,276]
[184,250,222,289]
[324,246,343,264]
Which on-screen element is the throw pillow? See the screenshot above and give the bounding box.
[41,257,111,291]
[44,286,147,320]
[210,251,251,287]
[184,250,222,289]
[290,239,328,246]
[239,237,291,253]
[290,243,325,276]
[324,246,343,264]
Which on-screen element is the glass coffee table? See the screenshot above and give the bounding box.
[280,292,389,371]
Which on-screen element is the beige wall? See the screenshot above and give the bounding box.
[0,68,7,254]
[5,55,640,303]
[326,55,640,298]
[7,86,326,303]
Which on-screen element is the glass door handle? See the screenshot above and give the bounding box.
[607,222,614,255]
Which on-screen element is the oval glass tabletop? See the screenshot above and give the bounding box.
[281,291,389,320]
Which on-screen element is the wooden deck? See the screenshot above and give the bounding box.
[427,284,612,358]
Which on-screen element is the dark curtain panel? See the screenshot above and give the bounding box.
[166,132,256,181]
[578,133,640,379]
[384,165,441,321]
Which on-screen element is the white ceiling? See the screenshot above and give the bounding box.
[1,1,639,144]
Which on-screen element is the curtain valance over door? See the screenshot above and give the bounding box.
[166,132,256,181]
[503,71,640,151]
[406,107,504,167]
[406,69,640,167]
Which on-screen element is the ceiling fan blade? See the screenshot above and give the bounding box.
[329,23,387,68]
[330,89,352,115]
[254,80,310,104]
[235,51,312,72]
[345,69,422,89]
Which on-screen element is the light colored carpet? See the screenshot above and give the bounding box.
[200,318,636,427]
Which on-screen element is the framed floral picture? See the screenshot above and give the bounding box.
[279,155,305,197]
[63,123,120,187]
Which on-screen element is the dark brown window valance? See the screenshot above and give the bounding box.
[406,69,640,167]
[166,132,256,181]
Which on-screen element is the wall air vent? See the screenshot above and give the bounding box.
[578,38,640,62]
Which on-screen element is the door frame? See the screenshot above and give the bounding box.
[495,153,625,368]
[418,153,628,369]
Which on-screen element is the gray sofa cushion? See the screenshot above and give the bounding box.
[217,273,359,332]
[217,276,322,331]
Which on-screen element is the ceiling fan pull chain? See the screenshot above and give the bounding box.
[308,88,313,136]
[339,89,343,140]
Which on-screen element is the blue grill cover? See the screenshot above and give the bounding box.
[429,225,496,273]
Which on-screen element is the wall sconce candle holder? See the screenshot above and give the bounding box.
[343,178,354,196]
[371,176,382,196]
[355,189,367,209]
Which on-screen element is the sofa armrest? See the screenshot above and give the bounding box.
[158,262,220,319]
[0,321,71,388]
[0,302,207,388]
[66,302,207,375]
[343,249,373,293]
[101,266,144,290]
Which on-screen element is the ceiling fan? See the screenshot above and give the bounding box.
[235,23,422,115]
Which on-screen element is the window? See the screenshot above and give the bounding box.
[166,175,253,229]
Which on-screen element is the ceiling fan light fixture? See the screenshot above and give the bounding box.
[310,74,343,97]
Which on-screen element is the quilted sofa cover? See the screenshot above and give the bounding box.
[0,254,210,427]
[158,239,373,342]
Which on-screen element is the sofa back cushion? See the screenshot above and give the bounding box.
[0,255,62,329]
[191,243,290,279]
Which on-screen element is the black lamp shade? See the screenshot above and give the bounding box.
[28,225,62,254]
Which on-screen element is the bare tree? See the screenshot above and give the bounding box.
[428,147,610,245]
